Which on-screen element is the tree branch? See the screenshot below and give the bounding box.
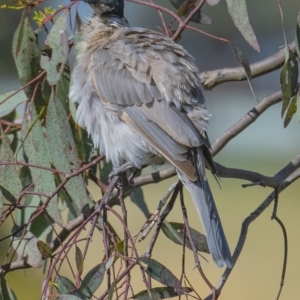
[204,170,300,300]
[200,42,296,89]
[212,90,282,156]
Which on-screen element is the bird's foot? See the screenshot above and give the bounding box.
[109,162,135,188]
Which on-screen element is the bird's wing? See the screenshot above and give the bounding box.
[88,28,212,180]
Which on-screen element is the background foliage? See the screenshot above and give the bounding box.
[0,0,299,299]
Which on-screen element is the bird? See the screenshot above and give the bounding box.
[69,0,233,268]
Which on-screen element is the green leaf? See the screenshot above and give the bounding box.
[75,246,84,275]
[29,206,53,239]
[21,103,63,225]
[230,44,258,101]
[280,50,299,118]
[11,225,43,268]
[0,90,27,118]
[0,189,2,222]
[296,91,300,121]
[56,295,82,300]
[108,281,116,300]
[99,160,113,185]
[0,277,17,300]
[0,185,17,205]
[296,9,300,58]
[37,240,53,259]
[140,258,181,289]
[56,276,77,294]
[226,0,260,52]
[206,0,220,5]
[46,93,91,211]
[102,240,124,267]
[231,45,251,80]
[12,17,42,99]
[284,96,297,128]
[169,0,211,24]
[56,72,70,112]
[0,132,23,204]
[78,263,106,298]
[129,169,149,217]
[40,12,69,85]
[162,221,209,253]
[131,287,193,300]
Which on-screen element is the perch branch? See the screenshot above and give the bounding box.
[200,42,296,89]
[204,170,300,300]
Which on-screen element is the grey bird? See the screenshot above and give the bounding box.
[69,0,232,268]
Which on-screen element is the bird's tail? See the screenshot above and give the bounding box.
[178,149,233,268]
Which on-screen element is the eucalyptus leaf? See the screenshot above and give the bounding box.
[129,169,149,217]
[11,224,42,268]
[0,90,27,118]
[226,0,260,52]
[56,295,82,300]
[56,276,77,294]
[140,258,181,289]
[21,103,63,225]
[46,93,91,212]
[0,132,23,204]
[284,96,297,128]
[296,9,300,58]
[280,50,299,119]
[0,277,17,300]
[41,12,69,85]
[169,0,211,24]
[131,287,193,300]
[12,17,41,99]
[75,246,84,275]
[78,263,106,298]
[162,221,209,253]
[0,189,3,220]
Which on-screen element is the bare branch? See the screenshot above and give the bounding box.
[205,170,300,300]
[200,42,297,89]
[212,90,282,156]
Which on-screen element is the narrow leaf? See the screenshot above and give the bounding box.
[296,91,300,121]
[56,295,82,300]
[284,96,297,128]
[78,263,106,298]
[140,258,181,289]
[0,277,17,300]
[37,240,53,259]
[40,12,68,85]
[231,44,258,101]
[12,17,41,99]
[46,93,91,211]
[206,0,220,5]
[226,0,260,52]
[0,132,23,204]
[56,276,77,294]
[0,90,27,117]
[129,169,149,217]
[162,221,209,253]
[295,9,300,58]
[280,50,299,117]
[108,281,116,300]
[131,287,193,300]
[11,225,42,268]
[75,246,84,275]
[169,0,211,24]
[0,189,2,219]
[21,103,63,225]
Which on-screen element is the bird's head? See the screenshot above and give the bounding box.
[71,0,124,18]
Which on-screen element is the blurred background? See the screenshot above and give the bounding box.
[0,0,299,299]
